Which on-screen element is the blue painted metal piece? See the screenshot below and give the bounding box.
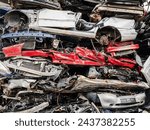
[0,31,56,39]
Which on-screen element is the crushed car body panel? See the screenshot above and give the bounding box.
[2,44,136,68]
[30,17,137,41]
[70,75,149,92]
[3,57,64,79]
[142,56,150,86]
[4,9,82,29]
[31,9,82,29]
[91,0,143,21]
[0,0,150,113]
[97,92,146,109]
[11,0,61,10]
[98,17,138,41]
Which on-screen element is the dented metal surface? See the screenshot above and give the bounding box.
[71,75,149,92]
[98,92,145,109]
[0,0,150,113]
[11,0,61,10]
[2,44,137,68]
[142,56,150,85]
[4,57,64,78]
[86,92,146,109]
[91,0,143,22]
[4,9,82,29]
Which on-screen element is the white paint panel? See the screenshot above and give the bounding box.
[102,17,135,29]
[37,9,81,28]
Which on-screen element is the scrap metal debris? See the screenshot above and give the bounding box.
[0,0,150,113]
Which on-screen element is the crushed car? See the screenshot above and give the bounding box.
[0,0,150,113]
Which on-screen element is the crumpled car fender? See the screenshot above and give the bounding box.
[2,44,136,68]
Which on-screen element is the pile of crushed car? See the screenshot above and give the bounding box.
[0,0,150,113]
